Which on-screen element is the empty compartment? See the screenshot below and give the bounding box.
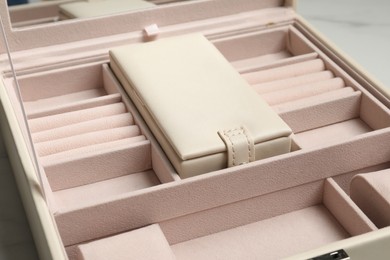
[166,179,376,260]
[53,170,161,211]
[213,26,317,73]
[289,92,390,149]
[17,63,121,119]
[67,178,376,260]
[76,224,175,260]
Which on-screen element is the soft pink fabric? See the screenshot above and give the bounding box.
[360,94,390,130]
[76,224,175,260]
[43,140,152,191]
[29,102,127,132]
[35,127,143,156]
[351,169,390,228]
[278,90,361,134]
[32,113,134,143]
[294,119,372,149]
[54,170,160,211]
[171,206,348,260]
[161,180,324,245]
[213,28,289,63]
[40,137,146,165]
[18,64,104,102]
[261,78,345,106]
[253,70,334,94]
[273,87,355,114]
[27,93,122,119]
[6,24,390,259]
[323,179,377,236]
[25,88,107,115]
[54,128,390,246]
[241,59,325,84]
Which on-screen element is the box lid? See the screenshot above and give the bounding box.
[0,0,295,56]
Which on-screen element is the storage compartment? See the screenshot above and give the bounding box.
[214,26,390,150]
[168,179,375,260]
[213,27,317,73]
[4,62,178,211]
[72,178,376,260]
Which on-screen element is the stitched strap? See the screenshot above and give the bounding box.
[218,126,255,167]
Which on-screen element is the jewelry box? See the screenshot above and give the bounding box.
[1,0,390,259]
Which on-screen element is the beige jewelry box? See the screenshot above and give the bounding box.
[1,0,390,259]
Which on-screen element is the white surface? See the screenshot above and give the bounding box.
[0,1,389,259]
[297,0,390,88]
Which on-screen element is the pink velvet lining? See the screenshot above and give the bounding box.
[35,126,143,156]
[15,64,165,212]
[171,206,348,260]
[4,24,390,260]
[241,59,325,84]
[32,113,134,143]
[29,102,127,132]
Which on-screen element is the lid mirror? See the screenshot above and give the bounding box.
[7,0,193,28]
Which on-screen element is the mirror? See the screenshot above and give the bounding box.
[7,0,192,28]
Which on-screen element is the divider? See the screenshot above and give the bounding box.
[26,93,122,119]
[278,91,361,134]
[28,102,127,133]
[63,177,376,259]
[53,128,390,246]
[167,178,375,259]
[42,140,152,191]
[261,77,345,105]
[53,170,161,211]
[32,113,134,143]
[323,178,377,236]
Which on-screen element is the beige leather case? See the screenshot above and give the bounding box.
[1,1,390,260]
[110,34,292,178]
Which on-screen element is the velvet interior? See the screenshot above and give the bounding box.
[12,63,176,199]
[4,23,390,260]
[74,179,376,260]
[351,169,390,228]
[171,206,349,260]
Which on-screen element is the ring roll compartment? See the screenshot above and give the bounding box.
[213,26,390,151]
[5,62,177,200]
[109,33,293,179]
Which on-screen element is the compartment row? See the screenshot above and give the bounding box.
[72,174,383,260]
[11,63,177,208]
[214,26,390,150]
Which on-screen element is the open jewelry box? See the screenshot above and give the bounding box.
[1,0,390,259]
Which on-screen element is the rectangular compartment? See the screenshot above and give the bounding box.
[4,62,178,206]
[70,178,376,260]
[213,26,390,150]
[213,27,317,73]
